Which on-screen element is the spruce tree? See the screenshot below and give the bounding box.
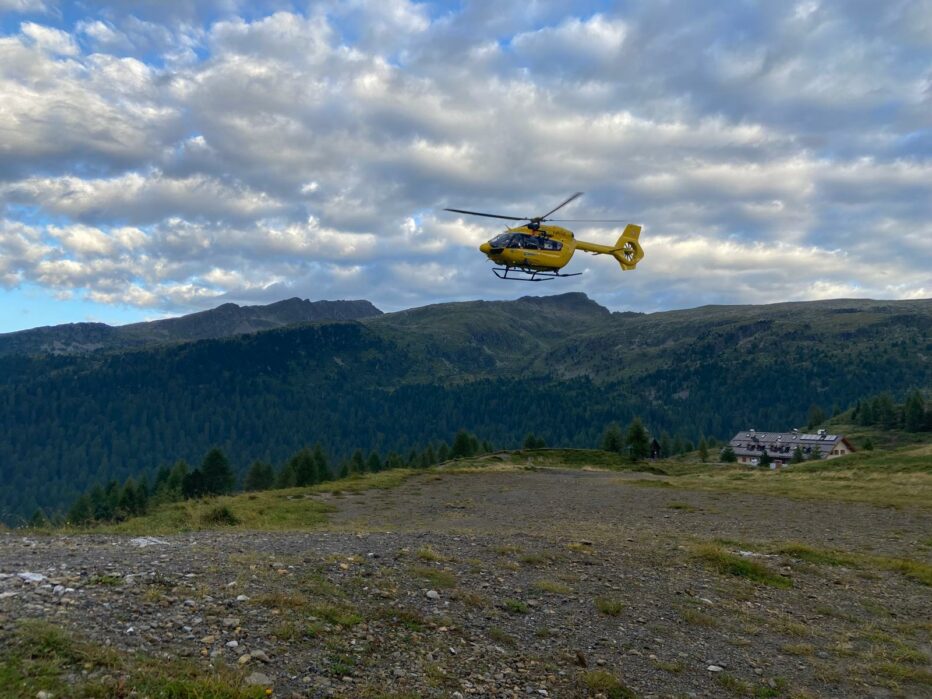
[451,430,476,458]
[350,449,366,474]
[698,438,709,463]
[809,446,823,461]
[67,494,93,525]
[276,460,296,489]
[719,445,737,463]
[366,452,382,473]
[291,448,316,486]
[759,450,772,467]
[312,444,330,482]
[245,461,275,491]
[182,469,207,499]
[601,423,624,453]
[791,445,805,464]
[904,390,925,432]
[807,404,826,429]
[201,448,235,495]
[625,417,650,462]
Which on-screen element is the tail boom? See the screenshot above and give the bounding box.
[574,224,644,270]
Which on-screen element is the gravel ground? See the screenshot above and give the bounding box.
[1,468,930,698]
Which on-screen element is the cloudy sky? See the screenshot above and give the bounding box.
[1,0,930,331]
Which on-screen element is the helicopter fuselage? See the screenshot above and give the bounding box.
[479,225,577,271]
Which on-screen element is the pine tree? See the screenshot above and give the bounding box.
[601,423,624,453]
[291,448,316,486]
[276,460,296,489]
[809,446,823,461]
[807,404,826,429]
[450,430,477,458]
[366,452,382,473]
[313,444,330,482]
[759,450,772,467]
[28,509,49,528]
[904,390,925,432]
[857,400,874,427]
[201,448,235,495]
[719,445,737,463]
[67,494,93,525]
[182,469,207,499]
[244,461,275,491]
[436,443,450,463]
[523,433,546,449]
[791,445,805,464]
[660,431,673,459]
[166,460,189,498]
[118,479,138,518]
[625,417,650,462]
[698,437,709,463]
[862,438,874,451]
[350,449,366,475]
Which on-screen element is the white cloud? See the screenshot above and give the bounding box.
[0,2,929,318]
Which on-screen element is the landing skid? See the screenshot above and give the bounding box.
[492,266,583,282]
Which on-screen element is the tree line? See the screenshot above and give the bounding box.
[58,429,495,527]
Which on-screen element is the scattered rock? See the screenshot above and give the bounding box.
[245,671,272,686]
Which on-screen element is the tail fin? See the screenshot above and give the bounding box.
[612,224,644,270]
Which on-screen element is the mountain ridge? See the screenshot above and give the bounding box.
[0,297,382,356]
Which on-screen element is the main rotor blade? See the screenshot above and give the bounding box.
[538,192,583,220]
[549,219,629,223]
[444,208,529,221]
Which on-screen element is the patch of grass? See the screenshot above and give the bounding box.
[534,580,572,595]
[626,479,673,488]
[652,659,683,673]
[667,501,698,511]
[581,669,637,698]
[692,544,791,588]
[782,643,814,656]
[717,673,752,695]
[488,627,516,646]
[88,574,123,586]
[503,599,529,614]
[199,505,240,526]
[453,590,488,608]
[519,552,549,565]
[271,621,299,641]
[495,544,522,555]
[772,542,856,566]
[416,545,447,562]
[595,597,623,616]
[681,607,718,627]
[0,620,264,699]
[310,603,363,627]
[411,566,457,588]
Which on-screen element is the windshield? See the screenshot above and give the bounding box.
[487,233,562,251]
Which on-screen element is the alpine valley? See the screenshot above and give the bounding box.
[1,293,929,524]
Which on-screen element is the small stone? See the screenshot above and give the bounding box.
[222,617,240,627]
[36,692,54,699]
[238,654,252,665]
[707,665,724,673]
[236,594,250,602]
[426,590,440,600]
[245,671,272,686]
[225,640,239,648]
[251,650,270,663]
[200,635,216,644]
[393,668,405,677]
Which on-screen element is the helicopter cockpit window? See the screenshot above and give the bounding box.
[489,233,513,248]
[540,238,563,251]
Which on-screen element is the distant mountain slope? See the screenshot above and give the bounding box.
[0,294,929,524]
[0,298,382,356]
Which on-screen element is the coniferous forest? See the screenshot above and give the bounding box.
[1,293,930,524]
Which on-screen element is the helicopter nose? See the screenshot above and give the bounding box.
[479,242,492,254]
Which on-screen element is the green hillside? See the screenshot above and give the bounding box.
[1,294,929,524]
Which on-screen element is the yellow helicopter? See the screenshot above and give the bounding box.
[445,192,644,281]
